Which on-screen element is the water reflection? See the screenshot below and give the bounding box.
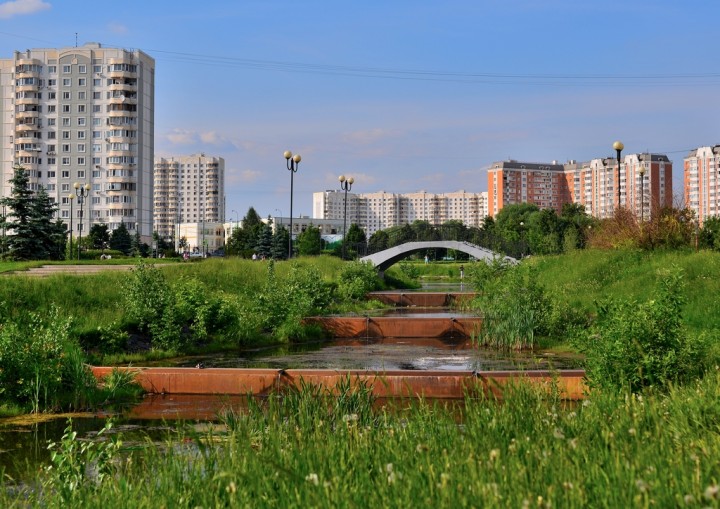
[147,337,582,372]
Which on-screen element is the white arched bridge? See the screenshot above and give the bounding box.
[359,241,517,272]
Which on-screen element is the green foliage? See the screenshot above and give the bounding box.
[8,375,720,508]
[468,260,550,349]
[0,165,65,261]
[109,221,132,255]
[337,261,379,301]
[121,261,182,350]
[578,268,712,392]
[296,224,323,255]
[44,421,122,504]
[254,260,333,341]
[398,260,420,280]
[0,305,85,410]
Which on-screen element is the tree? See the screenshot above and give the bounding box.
[227,206,264,256]
[256,220,273,259]
[0,165,61,261]
[272,225,289,260]
[110,221,132,255]
[296,224,323,255]
[89,223,111,249]
[368,230,389,253]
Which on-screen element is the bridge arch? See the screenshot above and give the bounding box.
[359,241,517,272]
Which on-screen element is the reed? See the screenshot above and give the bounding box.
[5,373,720,508]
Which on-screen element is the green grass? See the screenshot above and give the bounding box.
[4,372,720,508]
[529,248,720,335]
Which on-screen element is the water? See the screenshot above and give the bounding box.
[147,337,581,371]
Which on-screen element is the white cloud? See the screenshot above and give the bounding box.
[107,22,128,35]
[0,0,49,18]
[227,169,263,184]
[165,129,198,145]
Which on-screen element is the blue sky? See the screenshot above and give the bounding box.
[3,0,720,218]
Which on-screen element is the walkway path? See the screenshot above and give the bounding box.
[4,264,137,276]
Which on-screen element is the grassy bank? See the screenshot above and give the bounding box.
[529,248,720,335]
[4,372,720,508]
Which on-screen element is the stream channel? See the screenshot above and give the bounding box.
[0,283,583,482]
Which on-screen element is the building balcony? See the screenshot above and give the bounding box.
[15,83,39,92]
[109,81,137,92]
[108,69,136,79]
[15,95,39,105]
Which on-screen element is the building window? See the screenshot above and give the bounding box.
[78,65,86,73]
[48,65,57,74]
[77,167,85,175]
[78,117,86,126]
[93,78,101,87]
[93,91,101,99]
[62,118,70,126]
[49,92,56,99]
[62,65,71,73]
[62,78,71,86]
[62,144,70,152]
[77,144,86,152]
[47,78,56,86]
[62,104,70,113]
[78,78,86,86]
[62,91,70,99]
[78,91,86,100]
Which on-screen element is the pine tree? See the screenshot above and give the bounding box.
[110,221,132,255]
[272,225,289,260]
[0,166,57,260]
[31,186,63,260]
[256,221,273,259]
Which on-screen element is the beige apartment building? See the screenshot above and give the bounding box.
[684,145,720,225]
[154,154,225,242]
[0,43,155,240]
[313,190,488,235]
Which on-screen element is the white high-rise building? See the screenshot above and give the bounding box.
[153,154,225,242]
[684,145,720,225]
[313,190,488,236]
[0,43,155,239]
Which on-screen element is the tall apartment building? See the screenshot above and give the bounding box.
[313,190,488,235]
[0,43,155,239]
[684,145,720,225]
[153,154,225,241]
[487,161,568,217]
[488,154,672,219]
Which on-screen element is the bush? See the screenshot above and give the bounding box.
[0,306,90,411]
[578,268,712,392]
[337,261,380,301]
[468,260,550,349]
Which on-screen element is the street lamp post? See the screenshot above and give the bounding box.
[68,192,75,259]
[339,175,354,260]
[638,165,646,222]
[1,204,6,256]
[613,141,624,210]
[73,182,90,261]
[284,150,301,258]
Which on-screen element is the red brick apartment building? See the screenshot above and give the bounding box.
[488,154,673,219]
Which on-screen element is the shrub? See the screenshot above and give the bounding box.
[337,261,380,301]
[0,306,87,411]
[468,260,549,349]
[578,268,712,392]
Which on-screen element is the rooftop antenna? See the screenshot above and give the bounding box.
[75,33,78,47]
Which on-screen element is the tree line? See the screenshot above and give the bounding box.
[0,165,161,261]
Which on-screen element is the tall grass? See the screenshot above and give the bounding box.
[4,373,720,508]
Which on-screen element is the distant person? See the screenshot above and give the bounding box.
[459,265,464,279]
[424,254,429,264]
[252,253,258,261]
[183,252,189,261]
